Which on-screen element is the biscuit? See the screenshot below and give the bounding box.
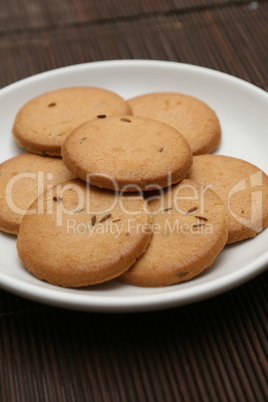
[0,153,75,235]
[13,87,131,156]
[187,154,268,243]
[61,115,193,191]
[17,179,152,287]
[120,179,228,287]
[128,92,221,155]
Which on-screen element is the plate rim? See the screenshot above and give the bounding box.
[0,251,267,312]
[1,59,268,98]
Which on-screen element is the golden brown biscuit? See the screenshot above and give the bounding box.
[62,115,193,191]
[187,154,268,243]
[13,87,131,156]
[17,179,152,287]
[128,92,221,155]
[0,153,75,235]
[120,179,228,287]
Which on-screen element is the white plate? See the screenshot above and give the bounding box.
[0,60,267,312]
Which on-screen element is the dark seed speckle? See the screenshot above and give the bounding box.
[195,216,208,221]
[74,208,84,214]
[92,215,97,226]
[187,206,197,214]
[53,196,63,202]
[100,213,111,223]
[164,207,172,212]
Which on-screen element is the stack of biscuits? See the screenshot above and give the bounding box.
[0,87,267,287]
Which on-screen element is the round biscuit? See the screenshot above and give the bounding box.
[61,115,193,191]
[187,154,268,243]
[128,92,221,155]
[120,179,228,287]
[17,179,152,287]
[0,153,75,235]
[13,87,131,156]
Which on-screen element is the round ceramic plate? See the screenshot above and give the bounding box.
[0,60,267,312]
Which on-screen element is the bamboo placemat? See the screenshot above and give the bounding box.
[1,2,267,89]
[0,1,267,401]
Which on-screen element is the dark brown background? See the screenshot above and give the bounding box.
[0,1,267,401]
